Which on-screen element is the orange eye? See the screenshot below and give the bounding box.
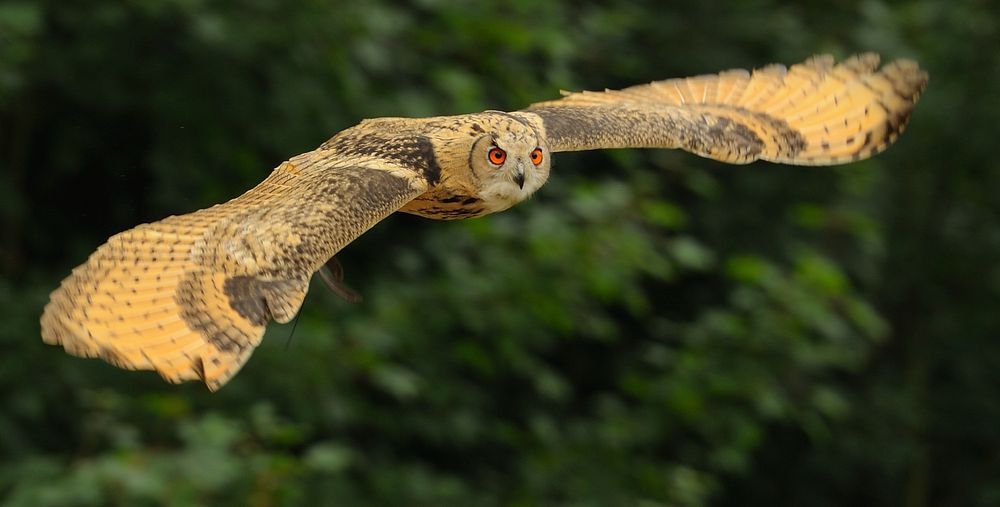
[530,147,543,166]
[488,146,507,165]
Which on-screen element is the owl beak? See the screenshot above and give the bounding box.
[514,163,525,189]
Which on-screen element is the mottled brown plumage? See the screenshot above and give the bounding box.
[41,54,927,390]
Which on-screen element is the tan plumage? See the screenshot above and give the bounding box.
[527,53,926,164]
[43,154,427,390]
[41,54,927,390]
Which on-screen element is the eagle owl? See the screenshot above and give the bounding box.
[41,54,928,390]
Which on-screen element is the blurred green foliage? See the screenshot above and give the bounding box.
[1,0,998,505]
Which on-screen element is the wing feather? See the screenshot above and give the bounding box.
[525,53,927,165]
[42,152,426,390]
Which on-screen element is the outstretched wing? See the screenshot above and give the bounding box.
[524,53,927,165]
[41,151,427,390]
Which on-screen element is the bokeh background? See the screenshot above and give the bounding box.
[1,0,998,505]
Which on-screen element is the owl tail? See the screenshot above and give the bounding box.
[40,213,308,391]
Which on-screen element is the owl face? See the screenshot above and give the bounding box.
[469,115,550,213]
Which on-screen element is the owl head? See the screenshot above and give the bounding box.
[468,112,550,213]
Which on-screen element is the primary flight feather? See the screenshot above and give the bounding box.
[41,53,927,390]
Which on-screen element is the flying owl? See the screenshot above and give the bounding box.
[41,53,928,391]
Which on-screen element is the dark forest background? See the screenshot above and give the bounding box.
[1,0,998,505]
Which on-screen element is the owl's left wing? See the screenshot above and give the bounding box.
[523,53,927,165]
[41,151,427,390]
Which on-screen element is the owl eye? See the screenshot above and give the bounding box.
[530,147,543,166]
[487,146,507,165]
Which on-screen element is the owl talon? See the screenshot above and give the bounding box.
[319,257,363,303]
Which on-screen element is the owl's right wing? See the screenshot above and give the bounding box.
[41,151,427,391]
[524,53,927,165]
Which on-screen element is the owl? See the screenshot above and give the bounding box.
[41,53,927,390]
